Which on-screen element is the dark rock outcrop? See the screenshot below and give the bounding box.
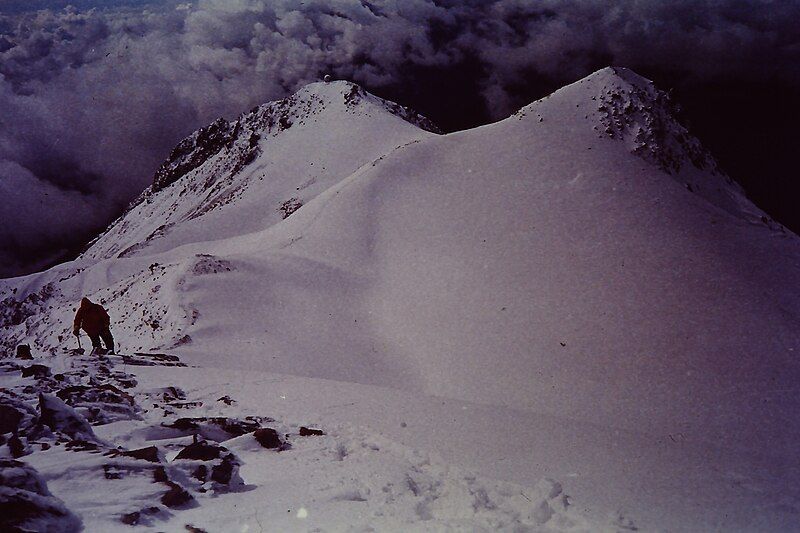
[163,416,263,442]
[15,345,33,360]
[254,427,285,449]
[175,440,223,461]
[153,118,237,192]
[0,404,23,435]
[161,481,194,508]
[21,364,51,379]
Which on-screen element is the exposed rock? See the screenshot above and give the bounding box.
[56,383,138,424]
[15,345,32,360]
[21,364,51,379]
[103,464,123,480]
[0,459,81,533]
[7,434,27,458]
[254,427,285,449]
[278,197,303,219]
[163,416,263,442]
[155,386,186,403]
[153,466,169,483]
[0,459,49,494]
[299,426,325,437]
[153,118,237,192]
[120,506,162,527]
[175,440,223,461]
[57,383,135,405]
[0,488,82,533]
[120,352,186,367]
[120,511,140,525]
[210,453,240,485]
[193,464,208,482]
[121,446,160,463]
[0,404,24,435]
[161,481,194,509]
[38,394,97,441]
[64,439,100,452]
[216,395,235,405]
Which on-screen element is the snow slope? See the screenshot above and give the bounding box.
[3,68,800,531]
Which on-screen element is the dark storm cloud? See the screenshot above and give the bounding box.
[1,0,799,277]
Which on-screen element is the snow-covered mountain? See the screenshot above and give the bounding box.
[82,81,439,261]
[3,68,800,532]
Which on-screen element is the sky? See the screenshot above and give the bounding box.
[1,0,799,277]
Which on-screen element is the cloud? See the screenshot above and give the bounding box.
[1,0,798,276]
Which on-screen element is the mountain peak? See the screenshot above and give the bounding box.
[518,67,718,177]
[588,67,718,176]
[585,66,655,93]
[151,79,439,193]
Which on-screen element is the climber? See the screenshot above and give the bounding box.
[73,297,115,354]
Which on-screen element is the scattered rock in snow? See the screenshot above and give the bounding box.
[299,426,325,436]
[278,197,303,219]
[163,416,264,442]
[56,383,138,424]
[120,352,186,367]
[192,255,233,276]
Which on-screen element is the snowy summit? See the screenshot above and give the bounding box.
[2,68,800,532]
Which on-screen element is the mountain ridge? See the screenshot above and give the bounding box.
[2,67,800,532]
[80,79,440,262]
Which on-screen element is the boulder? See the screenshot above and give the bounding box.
[0,404,23,435]
[0,459,81,533]
[175,440,223,461]
[254,427,285,449]
[0,459,48,495]
[38,393,97,441]
[121,446,160,463]
[299,426,325,437]
[210,453,242,486]
[15,345,33,360]
[161,481,194,508]
[7,435,27,458]
[21,364,50,379]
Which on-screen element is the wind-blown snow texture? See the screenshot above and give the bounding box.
[2,69,800,531]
